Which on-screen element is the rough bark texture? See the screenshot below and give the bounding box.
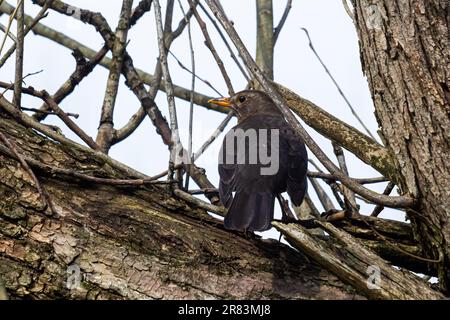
[0,115,363,299]
[353,0,449,289]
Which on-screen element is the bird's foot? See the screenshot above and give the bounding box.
[320,209,351,222]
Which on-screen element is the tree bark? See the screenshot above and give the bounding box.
[353,0,449,290]
[256,0,274,81]
[0,115,363,299]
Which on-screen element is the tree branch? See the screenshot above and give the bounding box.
[273,0,292,45]
[96,0,133,153]
[12,0,24,107]
[273,221,444,299]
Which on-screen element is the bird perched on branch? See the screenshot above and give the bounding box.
[209,90,308,232]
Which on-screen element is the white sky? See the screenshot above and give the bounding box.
[0,1,406,240]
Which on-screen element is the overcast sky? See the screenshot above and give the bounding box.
[0,1,405,239]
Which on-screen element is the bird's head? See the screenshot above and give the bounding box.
[208,90,279,122]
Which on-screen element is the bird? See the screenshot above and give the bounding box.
[208,90,308,232]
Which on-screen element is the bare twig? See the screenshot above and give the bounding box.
[0,81,101,150]
[22,106,79,118]
[308,176,335,212]
[192,111,233,162]
[0,96,148,179]
[113,61,163,143]
[198,2,250,82]
[176,0,196,190]
[0,0,21,55]
[300,27,376,140]
[303,194,321,218]
[342,0,355,22]
[174,189,225,216]
[273,0,292,45]
[0,4,48,68]
[12,0,24,107]
[96,0,133,153]
[371,181,396,217]
[188,0,234,95]
[0,142,170,187]
[332,142,358,214]
[154,0,182,184]
[130,0,153,27]
[307,171,387,185]
[114,2,194,143]
[0,130,56,215]
[34,46,109,121]
[308,159,345,210]
[205,0,414,208]
[168,50,222,96]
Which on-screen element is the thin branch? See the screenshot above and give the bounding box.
[0,142,171,187]
[130,0,153,27]
[113,60,163,144]
[198,2,250,83]
[0,0,21,55]
[303,194,321,218]
[188,0,234,95]
[163,0,174,33]
[29,0,217,201]
[154,0,182,184]
[300,27,376,140]
[168,50,222,96]
[114,2,195,143]
[308,159,345,210]
[0,81,101,150]
[308,176,335,212]
[12,0,24,107]
[371,181,396,217]
[96,0,133,153]
[306,171,387,185]
[192,111,233,162]
[21,106,79,118]
[273,0,292,45]
[0,130,56,215]
[0,96,148,180]
[0,4,48,68]
[332,142,358,214]
[342,0,355,22]
[167,0,197,43]
[205,0,414,208]
[174,189,225,216]
[176,0,196,190]
[34,46,108,121]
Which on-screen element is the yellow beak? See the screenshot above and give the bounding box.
[208,97,232,108]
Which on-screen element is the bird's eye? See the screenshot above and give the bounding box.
[238,96,246,103]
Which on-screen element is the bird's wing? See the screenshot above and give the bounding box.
[282,125,308,206]
[218,131,237,208]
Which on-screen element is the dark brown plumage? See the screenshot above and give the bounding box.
[209,90,308,232]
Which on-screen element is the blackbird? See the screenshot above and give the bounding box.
[209,90,308,232]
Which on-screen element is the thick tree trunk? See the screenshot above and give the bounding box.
[353,0,449,290]
[0,115,363,299]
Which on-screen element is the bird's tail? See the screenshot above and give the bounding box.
[224,192,275,232]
